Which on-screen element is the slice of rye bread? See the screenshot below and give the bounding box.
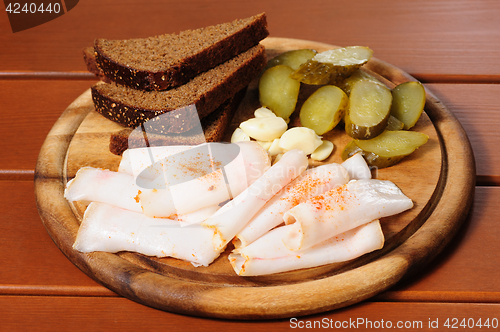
[94,13,268,90]
[91,44,266,135]
[109,88,247,156]
[83,47,110,83]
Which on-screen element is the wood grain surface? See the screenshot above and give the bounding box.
[1,0,499,328]
[33,37,475,319]
[1,296,498,332]
[1,0,499,83]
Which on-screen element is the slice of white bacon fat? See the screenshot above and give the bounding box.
[341,152,372,180]
[174,205,221,227]
[233,152,375,249]
[228,220,384,276]
[137,166,234,218]
[202,149,309,251]
[119,141,270,185]
[73,202,222,267]
[282,179,413,251]
[65,167,220,225]
[135,141,271,218]
[64,167,143,213]
[233,163,350,249]
[65,142,270,220]
[119,145,192,179]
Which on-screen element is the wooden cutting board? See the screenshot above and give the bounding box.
[34,37,475,319]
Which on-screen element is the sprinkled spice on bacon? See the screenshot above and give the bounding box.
[282,179,413,251]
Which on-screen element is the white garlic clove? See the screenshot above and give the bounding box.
[254,107,277,118]
[257,140,273,150]
[272,153,284,165]
[268,138,283,156]
[239,117,288,142]
[278,127,323,155]
[231,127,251,143]
[310,140,334,161]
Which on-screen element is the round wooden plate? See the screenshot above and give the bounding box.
[35,37,475,319]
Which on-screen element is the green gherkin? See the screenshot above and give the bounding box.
[342,139,407,169]
[290,46,373,85]
[342,130,429,169]
[386,115,405,131]
[338,68,384,95]
[265,49,317,71]
[390,81,426,130]
[345,80,392,140]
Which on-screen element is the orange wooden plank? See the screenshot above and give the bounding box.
[377,291,500,304]
[0,79,96,171]
[382,187,500,295]
[425,84,500,184]
[0,296,499,331]
[0,180,107,291]
[0,0,499,80]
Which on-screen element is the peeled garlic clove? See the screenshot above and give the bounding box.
[257,140,273,150]
[231,127,251,143]
[239,117,288,142]
[311,140,334,161]
[279,127,323,155]
[273,153,284,165]
[268,138,283,156]
[254,107,277,118]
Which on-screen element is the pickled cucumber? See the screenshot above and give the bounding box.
[290,46,373,85]
[341,140,390,167]
[338,69,384,95]
[386,115,405,131]
[342,130,429,168]
[345,80,392,139]
[266,49,317,71]
[259,65,301,121]
[390,81,426,130]
[299,85,348,135]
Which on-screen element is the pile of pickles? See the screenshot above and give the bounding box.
[258,46,429,169]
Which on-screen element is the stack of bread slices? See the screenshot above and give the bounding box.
[83,13,269,155]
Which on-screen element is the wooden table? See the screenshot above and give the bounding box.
[1,0,499,330]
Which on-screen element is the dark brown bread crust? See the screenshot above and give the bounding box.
[92,44,266,134]
[109,88,247,155]
[83,47,110,82]
[94,13,268,91]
